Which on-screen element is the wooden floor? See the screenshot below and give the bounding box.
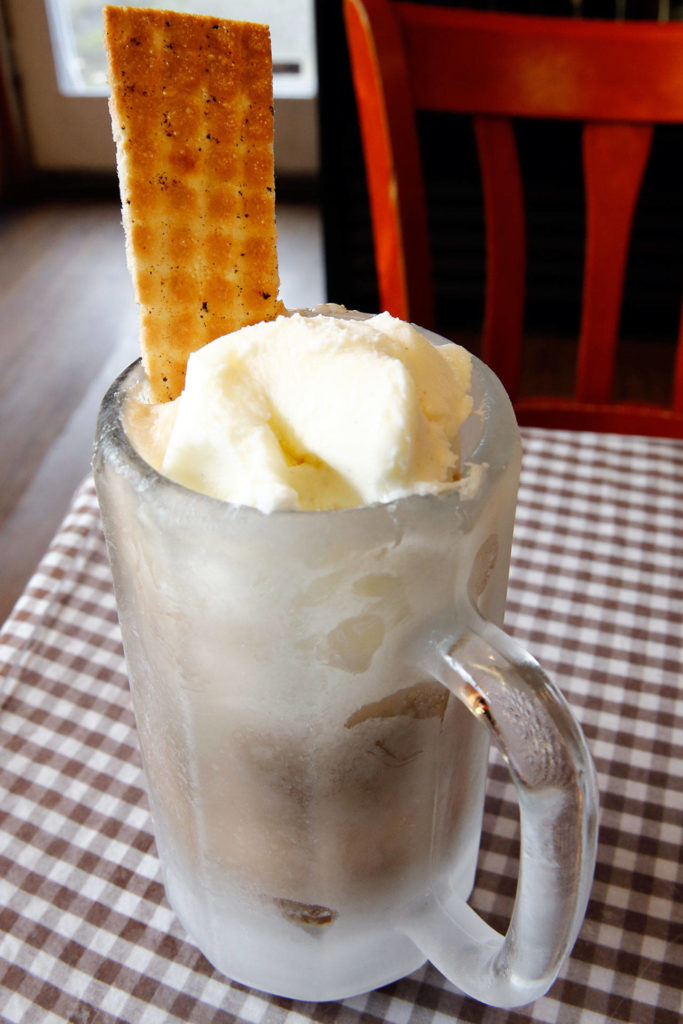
[0,196,326,624]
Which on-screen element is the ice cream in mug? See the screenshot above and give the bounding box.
[98,5,596,1006]
[94,306,598,1006]
[125,307,473,511]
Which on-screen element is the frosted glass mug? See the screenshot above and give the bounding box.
[93,335,598,1007]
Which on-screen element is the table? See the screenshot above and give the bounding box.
[1,428,681,1024]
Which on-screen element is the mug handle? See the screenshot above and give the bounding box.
[404,609,599,1008]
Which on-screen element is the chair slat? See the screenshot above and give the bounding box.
[576,123,653,403]
[344,0,434,328]
[401,5,683,122]
[514,396,683,438]
[675,314,683,412]
[475,115,526,400]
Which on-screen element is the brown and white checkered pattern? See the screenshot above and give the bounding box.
[1,428,681,1024]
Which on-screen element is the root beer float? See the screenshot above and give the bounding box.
[95,6,597,1005]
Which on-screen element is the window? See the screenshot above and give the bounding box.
[6,1,318,174]
[45,0,317,98]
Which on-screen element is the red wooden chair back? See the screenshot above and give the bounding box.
[343,0,683,436]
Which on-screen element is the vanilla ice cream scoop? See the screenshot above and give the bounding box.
[127,308,472,512]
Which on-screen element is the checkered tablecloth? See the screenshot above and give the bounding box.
[1,428,681,1024]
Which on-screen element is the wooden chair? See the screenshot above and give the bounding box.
[343,0,683,436]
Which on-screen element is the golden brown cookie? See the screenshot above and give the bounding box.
[104,6,283,400]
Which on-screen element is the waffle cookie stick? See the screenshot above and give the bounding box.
[104,6,284,401]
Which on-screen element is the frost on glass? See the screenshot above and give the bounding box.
[93,350,597,1005]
